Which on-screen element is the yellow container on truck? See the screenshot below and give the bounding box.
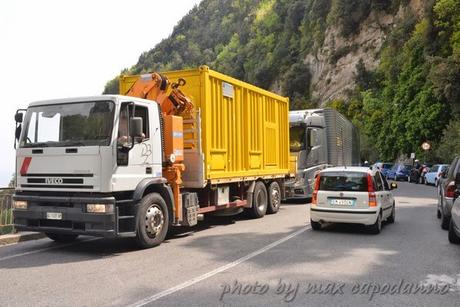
[120,66,290,188]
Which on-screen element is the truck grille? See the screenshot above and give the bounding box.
[21,174,94,189]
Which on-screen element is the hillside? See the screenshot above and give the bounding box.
[104,0,460,162]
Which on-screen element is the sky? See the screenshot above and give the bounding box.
[0,0,202,186]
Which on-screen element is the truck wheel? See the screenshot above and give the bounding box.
[448,219,460,244]
[135,193,169,248]
[45,233,79,243]
[267,181,281,214]
[249,181,268,218]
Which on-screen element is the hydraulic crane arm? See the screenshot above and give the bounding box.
[125,73,193,116]
[122,72,194,225]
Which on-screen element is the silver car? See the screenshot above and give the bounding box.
[449,197,460,244]
[310,167,397,234]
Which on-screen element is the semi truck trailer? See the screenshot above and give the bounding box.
[285,108,360,199]
[12,66,291,248]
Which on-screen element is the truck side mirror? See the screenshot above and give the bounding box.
[15,112,23,123]
[130,117,143,139]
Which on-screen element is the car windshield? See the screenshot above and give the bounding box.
[20,101,115,148]
[318,172,368,192]
[290,125,306,152]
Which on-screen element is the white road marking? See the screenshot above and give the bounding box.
[0,238,100,262]
[128,225,311,307]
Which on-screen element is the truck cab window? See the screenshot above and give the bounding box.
[117,104,150,166]
[290,125,306,152]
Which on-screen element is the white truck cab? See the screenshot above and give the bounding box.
[13,95,171,242]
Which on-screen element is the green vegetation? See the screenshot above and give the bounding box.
[331,0,460,162]
[104,0,459,162]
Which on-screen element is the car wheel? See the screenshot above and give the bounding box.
[437,209,441,219]
[440,204,450,230]
[311,219,321,230]
[135,193,169,248]
[435,179,438,187]
[45,233,79,243]
[387,203,395,224]
[248,181,268,218]
[448,219,460,244]
[368,212,382,234]
[266,181,281,214]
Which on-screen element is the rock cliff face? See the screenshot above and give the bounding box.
[104,0,429,107]
[306,0,425,104]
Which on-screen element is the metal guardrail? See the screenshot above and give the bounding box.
[0,188,15,235]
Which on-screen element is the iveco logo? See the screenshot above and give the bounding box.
[45,177,63,185]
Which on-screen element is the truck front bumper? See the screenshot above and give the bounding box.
[13,194,117,238]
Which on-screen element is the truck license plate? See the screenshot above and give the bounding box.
[46,212,62,220]
[329,199,354,206]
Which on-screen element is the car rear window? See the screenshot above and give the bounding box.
[319,172,369,192]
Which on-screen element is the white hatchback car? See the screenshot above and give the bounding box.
[310,167,397,234]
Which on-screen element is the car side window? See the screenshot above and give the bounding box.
[374,173,383,191]
[381,173,390,190]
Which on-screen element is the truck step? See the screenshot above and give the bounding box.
[118,215,135,220]
[117,232,136,237]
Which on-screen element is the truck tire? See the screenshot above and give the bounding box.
[249,181,268,218]
[135,193,169,248]
[45,233,79,243]
[267,181,281,214]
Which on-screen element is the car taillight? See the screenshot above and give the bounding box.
[311,175,321,205]
[446,181,456,198]
[367,173,377,207]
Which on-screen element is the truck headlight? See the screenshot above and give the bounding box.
[86,204,114,213]
[13,200,28,209]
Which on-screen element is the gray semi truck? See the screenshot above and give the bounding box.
[285,108,360,199]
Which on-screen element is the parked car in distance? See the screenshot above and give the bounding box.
[437,156,460,230]
[449,196,460,244]
[373,162,393,178]
[425,164,449,186]
[310,167,397,234]
[386,164,411,181]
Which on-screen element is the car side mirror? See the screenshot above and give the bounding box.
[441,170,448,178]
[390,182,398,190]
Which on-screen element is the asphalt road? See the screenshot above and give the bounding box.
[0,182,459,307]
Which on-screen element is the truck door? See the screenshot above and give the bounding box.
[113,102,162,191]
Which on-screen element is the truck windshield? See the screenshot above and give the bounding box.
[20,101,115,148]
[290,126,306,152]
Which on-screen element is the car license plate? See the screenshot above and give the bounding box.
[46,212,62,220]
[329,199,354,206]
